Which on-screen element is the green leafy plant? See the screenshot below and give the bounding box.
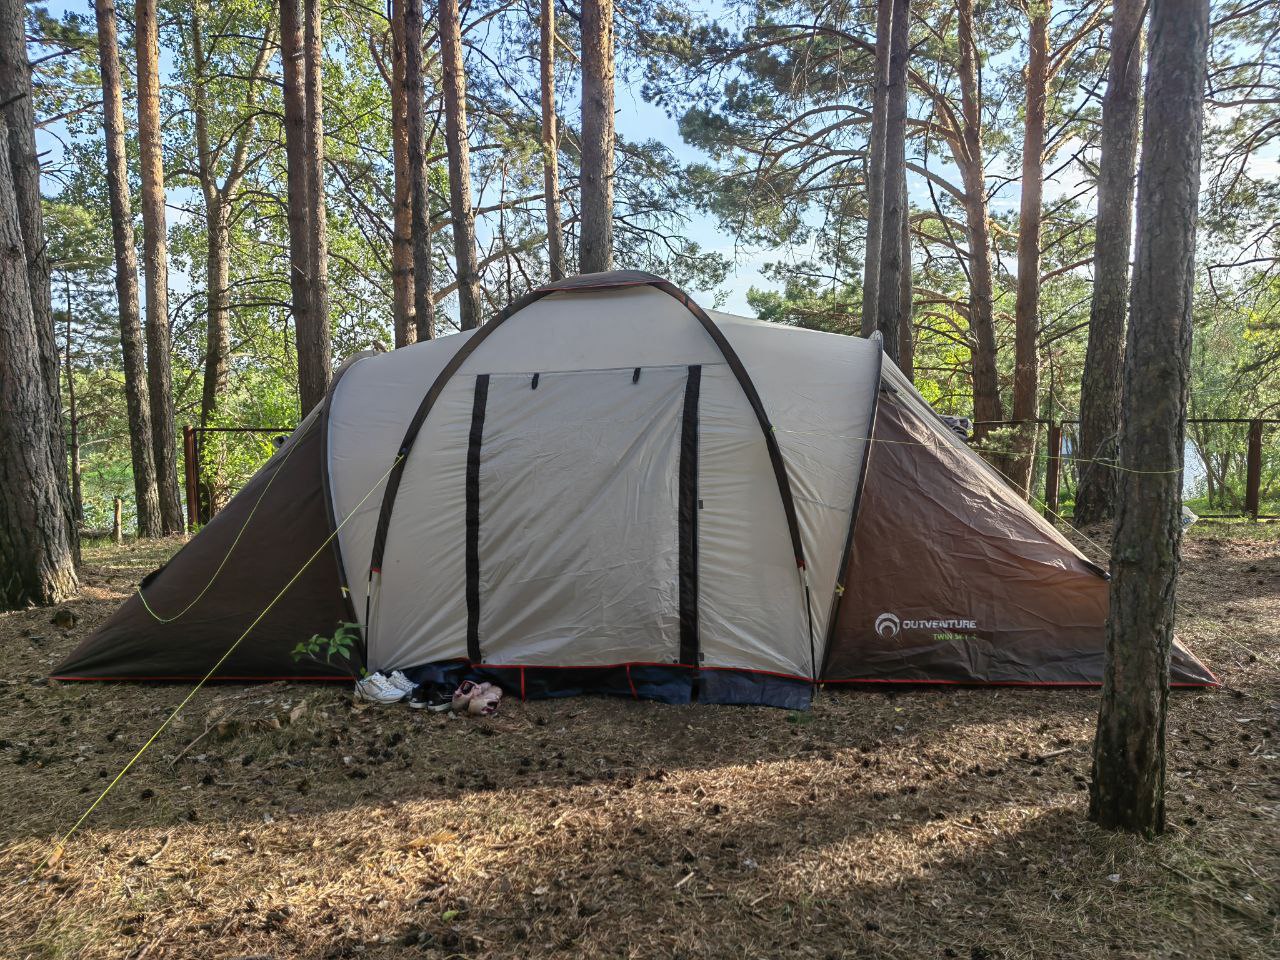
[292,621,363,677]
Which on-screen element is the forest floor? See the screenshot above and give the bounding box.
[0,525,1276,960]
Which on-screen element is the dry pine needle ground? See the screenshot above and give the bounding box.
[0,526,1276,959]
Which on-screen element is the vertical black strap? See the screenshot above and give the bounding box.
[465,374,490,663]
[678,365,701,666]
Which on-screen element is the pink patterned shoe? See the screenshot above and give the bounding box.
[451,680,502,716]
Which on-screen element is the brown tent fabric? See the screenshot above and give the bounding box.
[52,411,353,681]
[823,377,1216,686]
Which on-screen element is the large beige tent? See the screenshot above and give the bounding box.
[56,271,1215,708]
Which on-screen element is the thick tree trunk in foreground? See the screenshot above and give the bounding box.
[579,0,614,274]
[0,0,78,557]
[875,0,909,365]
[860,0,893,337]
[1075,0,1145,526]
[404,0,435,338]
[281,0,318,373]
[1007,3,1051,498]
[94,0,162,538]
[439,0,482,328]
[1089,0,1210,838]
[955,0,1002,430]
[299,0,331,413]
[540,0,565,281]
[0,115,78,609]
[136,0,184,534]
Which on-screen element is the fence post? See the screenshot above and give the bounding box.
[1245,419,1263,520]
[1044,421,1062,520]
[112,496,123,545]
[182,425,199,533]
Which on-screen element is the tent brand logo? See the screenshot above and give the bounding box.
[875,612,901,638]
[876,613,978,638]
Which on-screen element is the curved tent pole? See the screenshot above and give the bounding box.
[362,271,813,671]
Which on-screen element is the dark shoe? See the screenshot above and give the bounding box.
[409,683,452,712]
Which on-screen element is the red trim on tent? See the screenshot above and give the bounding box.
[821,677,1219,688]
[626,663,638,699]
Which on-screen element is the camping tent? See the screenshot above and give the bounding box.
[55,271,1216,708]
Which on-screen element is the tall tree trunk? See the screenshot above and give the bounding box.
[860,0,893,337]
[540,0,565,281]
[1089,0,1210,838]
[0,0,78,558]
[299,0,331,413]
[875,0,909,365]
[200,205,231,427]
[439,0,481,327]
[190,10,229,430]
[93,0,162,538]
[1007,2,1051,497]
[898,175,914,381]
[579,0,614,274]
[1075,0,1145,526]
[281,0,317,372]
[0,114,78,609]
[389,0,415,346]
[136,0,184,534]
[404,0,434,338]
[955,0,1002,430]
[64,282,82,525]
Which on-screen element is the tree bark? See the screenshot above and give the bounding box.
[281,0,317,372]
[1089,0,1210,838]
[439,0,481,327]
[579,0,614,274]
[0,0,78,557]
[93,0,162,538]
[540,0,565,281]
[404,0,434,338]
[200,205,231,428]
[1075,0,1145,526]
[898,175,914,381]
[299,0,331,413]
[1008,2,1051,497]
[389,0,415,346]
[0,114,78,609]
[860,0,893,337]
[875,0,909,366]
[136,0,185,534]
[955,0,1002,429]
[64,281,82,525]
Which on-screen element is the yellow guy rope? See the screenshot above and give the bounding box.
[30,454,403,880]
[137,421,311,623]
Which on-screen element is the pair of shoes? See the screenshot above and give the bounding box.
[354,670,415,704]
[452,680,502,716]
[408,682,453,712]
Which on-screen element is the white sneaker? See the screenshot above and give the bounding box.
[354,672,406,704]
[384,670,416,696]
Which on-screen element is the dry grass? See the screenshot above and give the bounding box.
[0,528,1276,959]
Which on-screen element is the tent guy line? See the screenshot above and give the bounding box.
[28,452,406,881]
